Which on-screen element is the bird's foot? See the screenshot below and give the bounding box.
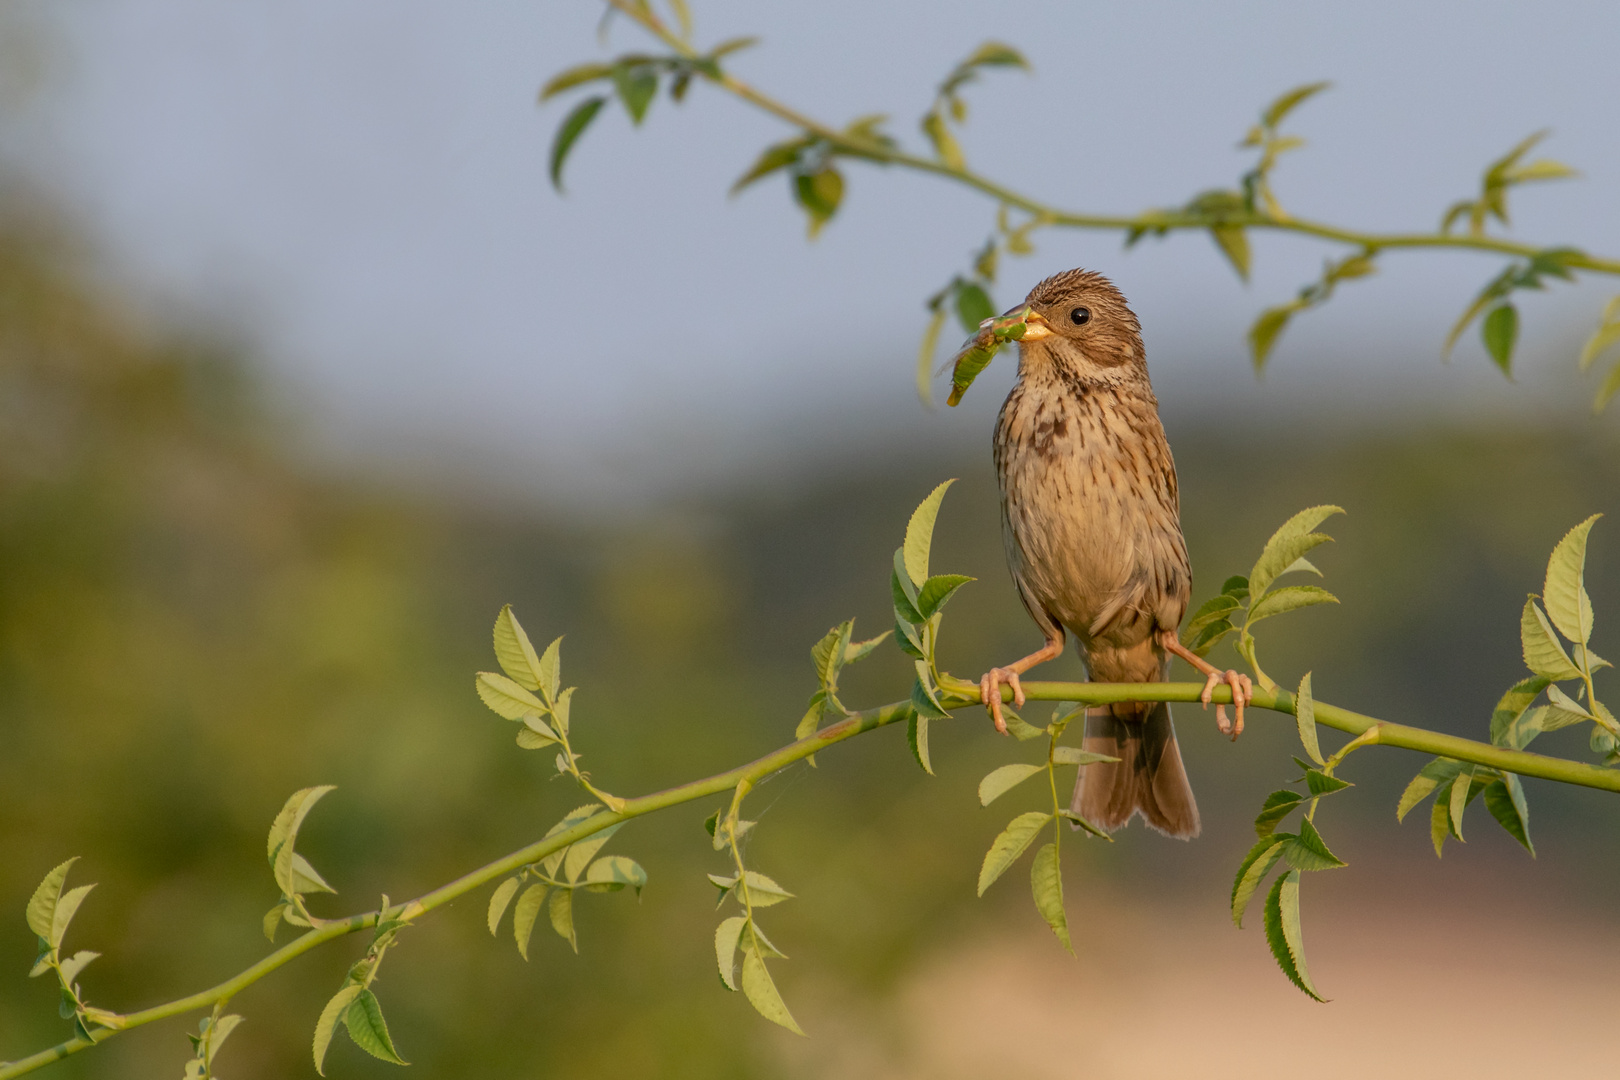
[1198,668,1254,740]
[979,667,1027,735]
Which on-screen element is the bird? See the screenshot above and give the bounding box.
[973,267,1252,839]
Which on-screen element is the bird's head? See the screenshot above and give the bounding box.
[1010,268,1146,384]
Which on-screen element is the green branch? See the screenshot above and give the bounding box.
[5,678,1613,1077]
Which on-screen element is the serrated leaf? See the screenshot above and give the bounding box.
[1521,598,1582,680]
[1232,837,1288,927]
[492,605,544,691]
[1397,757,1461,821]
[540,803,604,876]
[1448,766,1473,840]
[313,985,364,1075]
[978,763,1042,806]
[549,95,607,192]
[1248,507,1344,599]
[1030,842,1071,952]
[1002,708,1047,742]
[810,622,851,689]
[1544,515,1601,646]
[58,949,98,985]
[203,1013,244,1066]
[1051,746,1117,766]
[1254,790,1305,838]
[1282,817,1346,870]
[1186,593,1241,633]
[1482,775,1534,855]
[1303,769,1352,797]
[549,887,576,952]
[564,821,623,884]
[1491,676,1552,746]
[344,989,408,1065]
[487,877,519,935]
[1547,683,1594,720]
[1431,782,1453,856]
[917,574,975,619]
[904,480,955,586]
[907,711,934,775]
[1247,586,1339,625]
[517,714,560,749]
[978,811,1051,896]
[911,660,950,720]
[290,852,336,896]
[740,949,804,1035]
[715,916,746,991]
[26,858,77,942]
[263,902,288,942]
[741,871,795,908]
[268,785,336,900]
[1294,672,1323,765]
[513,884,547,960]
[475,672,546,720]
[844,630,890,665]
[1264,871,1325,1001]
[584,855,647,894]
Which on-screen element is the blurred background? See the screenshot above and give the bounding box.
[2,2,1619,1077]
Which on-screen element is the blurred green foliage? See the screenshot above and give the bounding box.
[2,207,1619,1076]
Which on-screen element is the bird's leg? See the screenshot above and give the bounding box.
[979,633,1065,735]
[1159,631,1253,741]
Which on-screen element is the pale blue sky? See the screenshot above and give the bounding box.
[11,1,1620,502]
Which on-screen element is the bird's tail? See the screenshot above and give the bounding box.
[1070,701,1200,839]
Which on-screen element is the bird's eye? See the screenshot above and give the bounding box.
[1069,307,1091,326]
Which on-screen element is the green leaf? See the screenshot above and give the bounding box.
[1261,81,1331,128]
[740,948,805,1035]
[794,168,844,238]
[268,785,336,900]
[911,660,950,719]
[960,41,1029,71]
[1490,676,1552,746]
[740,871,794,908]
[844,630,890,665]
[475,672,546,720]
[1521,598,1582,680]
[916,305,948,406]
[612,64,658,124]
[549,96,607,192]
[584,855,647,894]
[487,877,519,935]
[904,480,956,587]
[1049,746,1114,767]
[954,283,996,336]
[1254,790,1304,838]
[1579,308,1620,370]
[731,139,804,194]
[26,858,77,942]
[1210,225,1251,281]
[810,622,851,689]
[1598,356,1620,412]
[1282,817,1346,870]
[344,989,408,1065]
[1264,871,1325,1001]
[291,852,336,895]
[1231,837,1288,927]
[977,811,1052,896]
[549,887,577,952]
[1303,769,1352,797]
[715,916,746,991]
[979,763,1043,806]
[1246,586,1339,625]
[1482,303,1518,376]
[1430,783,1453,856]
[539,62,614,101]
[1248,507,1344,600]
[1482,775,1534,855]
[1544,515,1601,645]
[516,714,560,749]
[1030,842,1071,953]
[513,884,548,960]
[1448,766,1473,840]
[491,605,544,691]
[539,804,604,877]
[921,111,964,170]
[313,985,364,1075]
[917,574,975,619]
[1002,708,1047,742]
[58,949,98,985]
[263,902,288,942]
[1294,672,1323,765]
[563,822,624,884]
[1186,594,1241,634]
[1250,305,1295,371]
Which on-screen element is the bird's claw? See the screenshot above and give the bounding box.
[979,667,1026,735]
[1198,669,1254,740]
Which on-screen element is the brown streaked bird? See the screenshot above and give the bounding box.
[977,267,1252,839]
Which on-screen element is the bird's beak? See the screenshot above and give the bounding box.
[980,306,1053,342]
